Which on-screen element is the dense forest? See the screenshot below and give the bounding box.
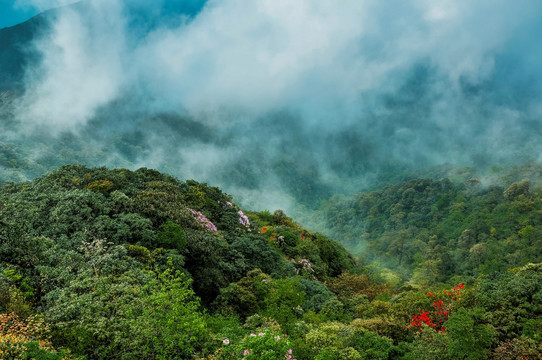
[2,1,542,359]
[309,163,542,285]
[1,165,541,359]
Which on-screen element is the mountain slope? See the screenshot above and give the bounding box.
[1,165,541,359]
[310,164,542,285]
[0,11,48,91]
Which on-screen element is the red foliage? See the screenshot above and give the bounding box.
[409,283,465,333]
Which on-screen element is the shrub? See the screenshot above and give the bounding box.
[0,313,78,359]
[156,220,187,251]
[84,179,114,194]
[217,330,297,360]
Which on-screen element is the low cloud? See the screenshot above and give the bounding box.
[9,0,542,210]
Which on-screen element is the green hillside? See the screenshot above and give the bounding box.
[2,1,542,358]
[310,164,542,288]
[1,165,541,359]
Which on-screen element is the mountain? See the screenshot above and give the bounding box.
[0,12,46,92]
[0,0,208,92]
[1,165,541,359]
[0,165,353,358]
[2,1,542,216]
[305,163,542,287]
[1,1,542,358]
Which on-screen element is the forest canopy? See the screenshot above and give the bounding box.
[0,165,541,359]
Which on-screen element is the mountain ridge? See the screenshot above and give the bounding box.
[1,164,541,359]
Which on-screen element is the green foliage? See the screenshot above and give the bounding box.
[298,278,335,312]
[475,263,542,341]
[0,282,30,316]
[156,220,187,251]
[444,308,496,359]
[44,269,148,358]
[214,269,272,318]
[0,313,80,359]
[492,337,542,359]
[314,176,542,284]
[330,273,389,302]
[44,265,205,359]
[302,322,374,359]
[254,210,273,224]
[84,179,115,194]
[217,330,296,360]
[312,233,355,277]
[348,331,392,360]
[263,278,305,333]
[398,307,496,360]
[319,297,349,322]
[273,210,293,226]
[398,327,448,360]
[278,231,298,249]
[125,244,152,264]
[133,265,207,359]
[2,165,541,359]
[314,347,362,360]
[229,234,289,278]
[0,339,79,359]
[304,322,346,356]
[184,230,230,304]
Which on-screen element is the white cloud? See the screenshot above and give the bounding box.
[18,0,542,131]
[12,0,542,203]
[18,0,127,130]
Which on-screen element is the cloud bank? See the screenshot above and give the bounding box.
[9,0,542,210]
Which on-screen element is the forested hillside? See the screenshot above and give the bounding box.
[2,0,542,358]
[1,165,541,359]
[312,163,542,287]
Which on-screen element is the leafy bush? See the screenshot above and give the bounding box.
[156,220,187,251]
[217,330,297,360]
[0,313,79,359]
[298,278,335,312]
[44,265,205,359]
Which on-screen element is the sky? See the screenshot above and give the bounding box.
[0,0,35,28]
[3,0,542,212]
[0,0,78,28]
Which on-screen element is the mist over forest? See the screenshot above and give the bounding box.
[3,2,542,359]
[2,0,542,212]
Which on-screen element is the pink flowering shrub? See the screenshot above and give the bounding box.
[216,330,296,360]
[188,208,217,231]
[220,200,251,231]
[292,258,315,278]
[238,210,251,231]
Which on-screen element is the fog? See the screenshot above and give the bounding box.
[3,0,542,212]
